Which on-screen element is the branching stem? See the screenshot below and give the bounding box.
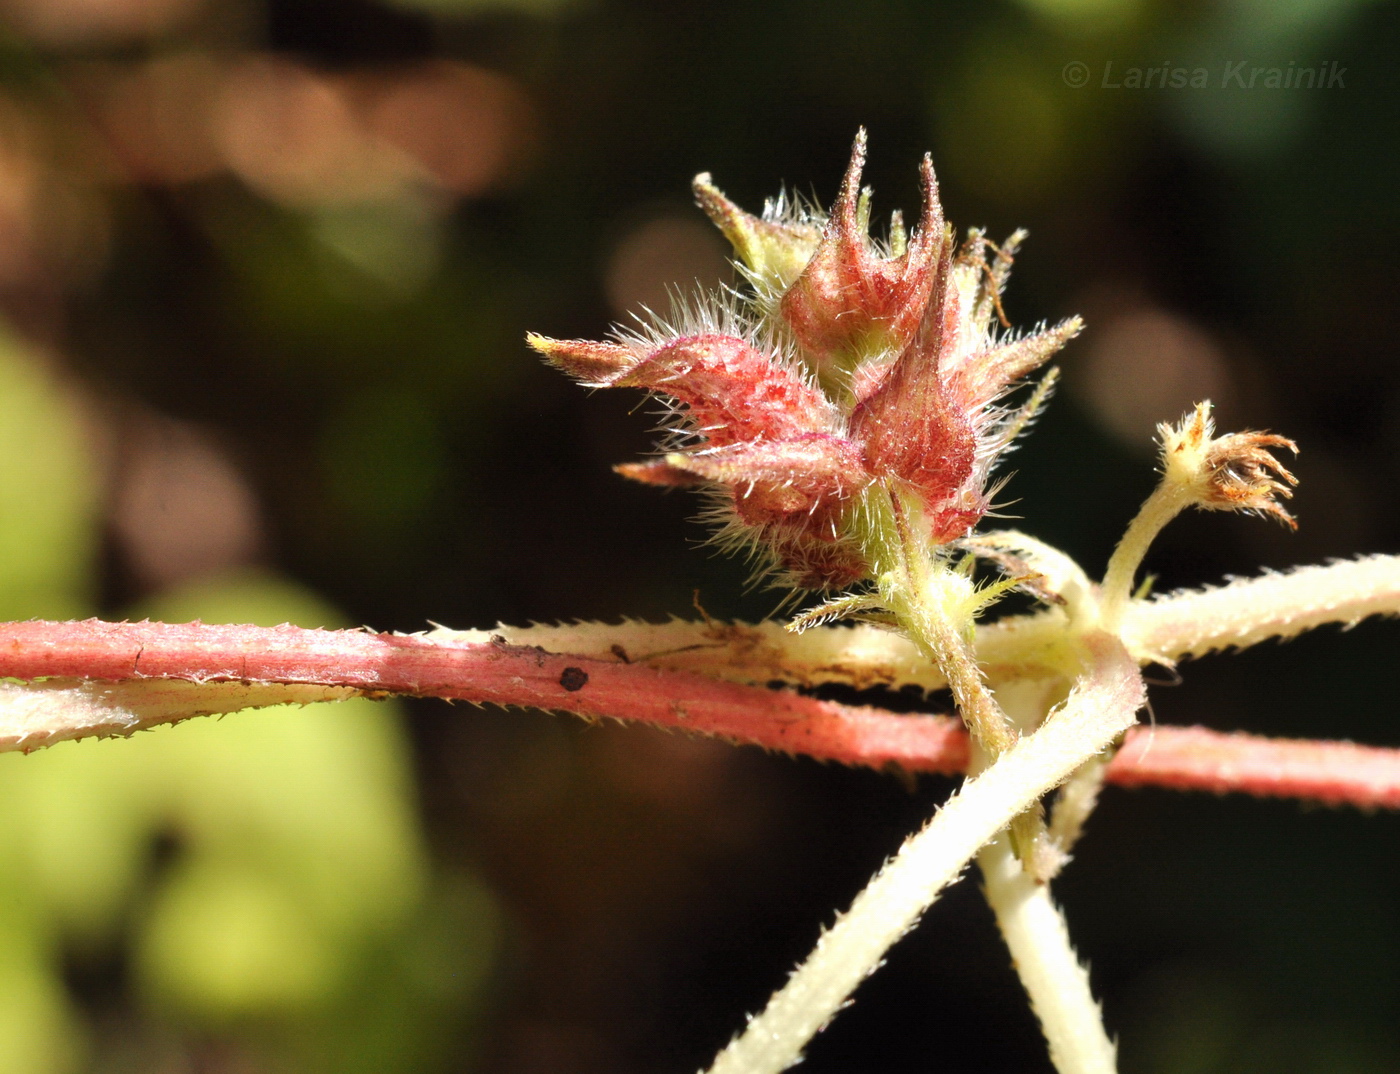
[428,555,1400,695]
[703,635,1144,1074]
[874,491,1053,866]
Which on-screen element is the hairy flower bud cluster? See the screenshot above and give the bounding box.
[530,132,1081,589]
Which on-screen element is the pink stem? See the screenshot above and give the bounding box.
[0,619,1396,808]
[0,619,971,772]
[1108,724,1400,809]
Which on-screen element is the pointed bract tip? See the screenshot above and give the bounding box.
[527,334,636,383]
[918,152,937,196]
[693,172,755,249]
[693,171,823,290]
[917,154,942,219]
[614,459,703,487]
[692,172,733,219]
[1048,315,1086,351]
[834,130,870,228]
[956,315,1084,404]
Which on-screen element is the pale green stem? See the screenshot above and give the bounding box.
[876,489,1017,755]
[1122,553,1400,662]
[0,680,356,751]
[873,492,1051,864]
[446,554,1400,691]
[1099,481,1193,631]
[702,634,1143,1074]
[894,582,1019,756]
[975,681,1119,1074]
[978,835,1117,1074]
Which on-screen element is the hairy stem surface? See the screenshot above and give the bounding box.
[979,834,1116,1074]
[425,556,1400,693]
[877,492,1016,754]
[976,681,1116,1074]
[1123,554,1400,661]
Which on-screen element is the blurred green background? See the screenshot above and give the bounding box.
[0,0,1397,1070]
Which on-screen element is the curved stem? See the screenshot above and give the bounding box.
[1099,481,1192,631]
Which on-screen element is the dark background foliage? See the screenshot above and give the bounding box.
[1,0,1398,1069]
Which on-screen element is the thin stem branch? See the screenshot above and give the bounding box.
[975,681,1116,1074]
[877,492,1054,868]
[974,688,1114,1074]
[879,491,1016,754]
[1047,755,1113,856]
[887,568,1017,755]
[1099,480,1192,631]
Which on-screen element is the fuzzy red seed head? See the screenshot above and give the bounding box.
[530,135,1080,589]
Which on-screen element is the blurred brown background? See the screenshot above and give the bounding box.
[0,0,1398,1071]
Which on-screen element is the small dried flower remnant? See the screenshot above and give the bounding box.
[1099,401,1299,631]
[1161,402,1299,527]
[530,130,1081,589]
